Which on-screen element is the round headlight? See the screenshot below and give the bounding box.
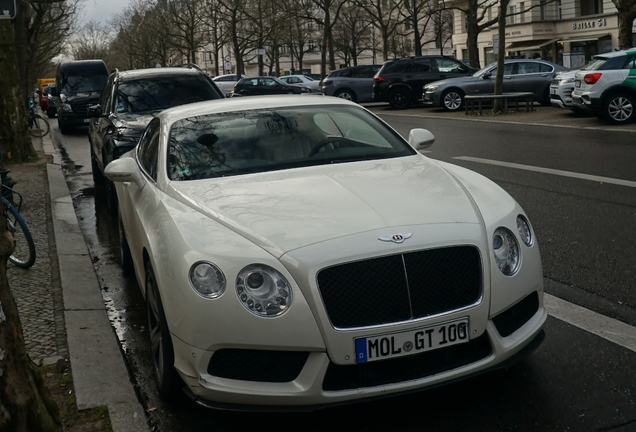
[236,264,292,317]
[493,228,520,276]
[516,215,533,247]
[189,261,226,299]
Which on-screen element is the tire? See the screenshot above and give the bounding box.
[58,119,70,135]
[603,93,635,125]
[441,89,464,112]
[4,202,36,268]
[146,263,179,399]
[540,87,551,106]
[46,109,55,119]
[118,211,134,275]
[90,145,104,185]
[29,114,50,137]
[388,88,411,110]
[335,89,356,103]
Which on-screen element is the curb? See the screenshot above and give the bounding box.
[42,133,150,432]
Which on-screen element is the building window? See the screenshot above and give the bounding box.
[308,40,316,52]
[519,2,525,22]
[580,0,603,16]
[507,5,516,24]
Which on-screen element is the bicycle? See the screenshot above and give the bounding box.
[27,96,50,138]
[2,185,36,268]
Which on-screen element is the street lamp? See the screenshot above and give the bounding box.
[289,25,295,75]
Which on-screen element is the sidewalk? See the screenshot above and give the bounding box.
[9,134,149,432]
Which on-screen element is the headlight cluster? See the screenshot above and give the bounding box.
[236,264,292,317]
[492,215,534,276]
[61,103,73,112]
[424,85,439,92]
[189,262,226,298]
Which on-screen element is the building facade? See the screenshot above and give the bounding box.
[452,0,636,68]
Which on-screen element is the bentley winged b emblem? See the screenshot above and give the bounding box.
[378,233,413,244]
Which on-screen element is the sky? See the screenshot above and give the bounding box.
[82,0,128,26]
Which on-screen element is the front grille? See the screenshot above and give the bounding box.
[207,349,309,383]
[323,333,491,391]
[70,102,89,116]
[317,246,482,328]
[492,291,539,337]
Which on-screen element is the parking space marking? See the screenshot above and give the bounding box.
[545,294,636,353]
[453,156,636,188]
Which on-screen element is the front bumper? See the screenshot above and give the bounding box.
[176,293,546,409]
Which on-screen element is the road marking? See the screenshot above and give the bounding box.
[453,156,636,188]
[544,294,636,353]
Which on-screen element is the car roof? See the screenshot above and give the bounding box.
[157,95,357,121]
[117,67,206,81]
[594,48,636,59]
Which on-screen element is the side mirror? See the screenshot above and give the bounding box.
[86,104,103,117]
[483,71,492,79]
[408,128,435,150]
[104,157,145,189]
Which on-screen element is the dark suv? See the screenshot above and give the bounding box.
[373,56,475,109]
[88,66,224,188]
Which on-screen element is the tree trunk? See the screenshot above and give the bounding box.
[0,21,37,164]
[615,4,636,50]
[493,0,509,112]
[0,203,62,430]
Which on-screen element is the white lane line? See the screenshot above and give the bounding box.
[453,156,636,188]
[544,294,636,353]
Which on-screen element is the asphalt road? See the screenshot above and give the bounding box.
[47,106,636,431]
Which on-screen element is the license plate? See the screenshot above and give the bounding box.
[355,319,469,363]
[550,88,557,95]
[83,118,91,123]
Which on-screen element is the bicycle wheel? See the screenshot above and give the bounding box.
[4,202,36,268]
[30,114,50,138]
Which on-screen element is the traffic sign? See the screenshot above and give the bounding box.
[0,0,16,19]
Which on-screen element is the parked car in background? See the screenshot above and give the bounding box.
[46,83,57,118]
[306,73,322,81]
[87,65,224,192]
[373,56,476,109]
[51,60,109,134]
[232,76,310,96]
[423,59,566,112]
[39,86,50,110]
[279,74,320,92]
[105,95,545,409]
[550,70,578,111]
[212,74,247,96]
[572,48,636,124]
[321,64,381,102]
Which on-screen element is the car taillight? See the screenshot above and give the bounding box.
[373,76,385,82]
[584,73,602,85]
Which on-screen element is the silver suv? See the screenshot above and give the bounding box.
[571,48,636,124]
[550,70,578,111]
[321,65,381,103]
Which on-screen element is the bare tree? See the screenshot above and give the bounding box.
[217,0,257,76]
[353,0,405,62]
[69,20,113,62]
[159,0,208,63]
[332,2,373,66]
[612,0,636,49]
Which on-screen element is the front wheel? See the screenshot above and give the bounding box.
[335,90,356,102]
[388,88,411,110]
[4,202,36,268]
[604,93,635,124]
[29,114,50,138]
[441,89,464,111]
[146,264,179,399]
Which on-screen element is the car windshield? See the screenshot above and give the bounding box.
[580,58,607,71]
[61,74,108,94]
[115,75,223,113]
[167,105,415,181]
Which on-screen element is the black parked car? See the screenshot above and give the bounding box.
[373,56,476,109]
[232,76,310,96]
[87,65,224,190]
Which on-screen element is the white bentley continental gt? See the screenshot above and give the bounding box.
[105,95,546,409]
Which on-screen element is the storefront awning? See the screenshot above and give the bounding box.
[506,38,561,51]
[558,33,611,43]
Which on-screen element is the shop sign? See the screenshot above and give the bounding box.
[572,18,606,30]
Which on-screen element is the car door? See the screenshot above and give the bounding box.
[90,76,115,170]
[512,61,554,99]
[259,77,284,95]
[352,65,380,102]
[404,58,436,94]
[472,63,515,94]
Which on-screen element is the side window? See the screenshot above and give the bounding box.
[436,58,461,73]
[353,67,376,78]
[540,64,554,73]
[516,62,541,74]
[137,119,161,181]
[624,55,636,69]
[406,59,432,73]
[340,68,352,78]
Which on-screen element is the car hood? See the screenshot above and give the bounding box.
[168,156,482,257]
[427,76,479,89]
